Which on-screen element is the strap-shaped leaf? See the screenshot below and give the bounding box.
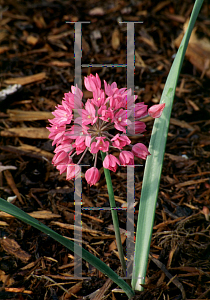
[132,0,204,291]
[0,197,134,299]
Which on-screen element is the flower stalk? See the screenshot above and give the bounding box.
[101,150,127,276]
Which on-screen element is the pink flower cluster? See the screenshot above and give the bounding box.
[47,74,165,186]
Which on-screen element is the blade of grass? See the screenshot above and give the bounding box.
[132,0,204,291]
[0,197,135,299]
[100,151,127,276]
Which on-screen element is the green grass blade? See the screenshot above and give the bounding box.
[0,198,135,299]
[100,151,127,276]
[132,0,204,291]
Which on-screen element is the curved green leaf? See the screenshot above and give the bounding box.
[132,0,204,291]
[0,198,134,299]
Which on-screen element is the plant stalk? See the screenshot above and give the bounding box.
[100,151,127,276]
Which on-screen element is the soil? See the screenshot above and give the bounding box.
[0,0,210,299]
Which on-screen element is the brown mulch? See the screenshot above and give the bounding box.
[0,0,210,299]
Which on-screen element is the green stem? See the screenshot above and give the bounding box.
[100,151,127,276]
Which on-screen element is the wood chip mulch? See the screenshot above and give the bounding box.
[0,1,210,299]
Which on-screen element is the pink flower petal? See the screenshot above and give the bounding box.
[148,103,165,118]
[132,143,150,160]
[85,167,101,186]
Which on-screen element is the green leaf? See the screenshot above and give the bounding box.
[132,0,204,291]
[0,198,134,299]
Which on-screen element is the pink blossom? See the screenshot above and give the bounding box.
[54,136,73,153]
[99,107,114,122]
[91,137,109,153]
[52,150,69,166]
[47,73,164,183]
[47,124,66,146]
[66,164,81,180]
[111,134,131,149]
[128,121,146,135]
[80,100,98,125]
[84,73,101,92]
[121,88,138,108]
[51,103,73,126]
[109,94,124,110]
[63,84,83,109]
[85,167,101,186]
[66,125,89,139]
[56,157,73,174]
[73,136,87,155]
[91,89,105,107]
[104,80,117,96]
[132,143,150,160]
[148,103,165,118]
[103,154,120,172]
[119,151,134,166]
[113,109,132,133]
[135,102,148,119]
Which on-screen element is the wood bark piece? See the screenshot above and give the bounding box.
[170,118,195,131]
[3,170,24,205]
[63,281,83,299]
[4,288,32,294]
[0,237,31,263]
[49,60,72,67]
[4,72,46,85]
[91,279,113,300]
[7,109,53,121]
[0,127,49,139]
[17,144,53,159]
[0,210,61,219]
[175,178,209,188]
[0,270,15,286]
[28,210,61,219]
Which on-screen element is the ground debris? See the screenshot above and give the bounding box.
[0,0,210,299]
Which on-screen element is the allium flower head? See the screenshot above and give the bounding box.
[47,74,165,185]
